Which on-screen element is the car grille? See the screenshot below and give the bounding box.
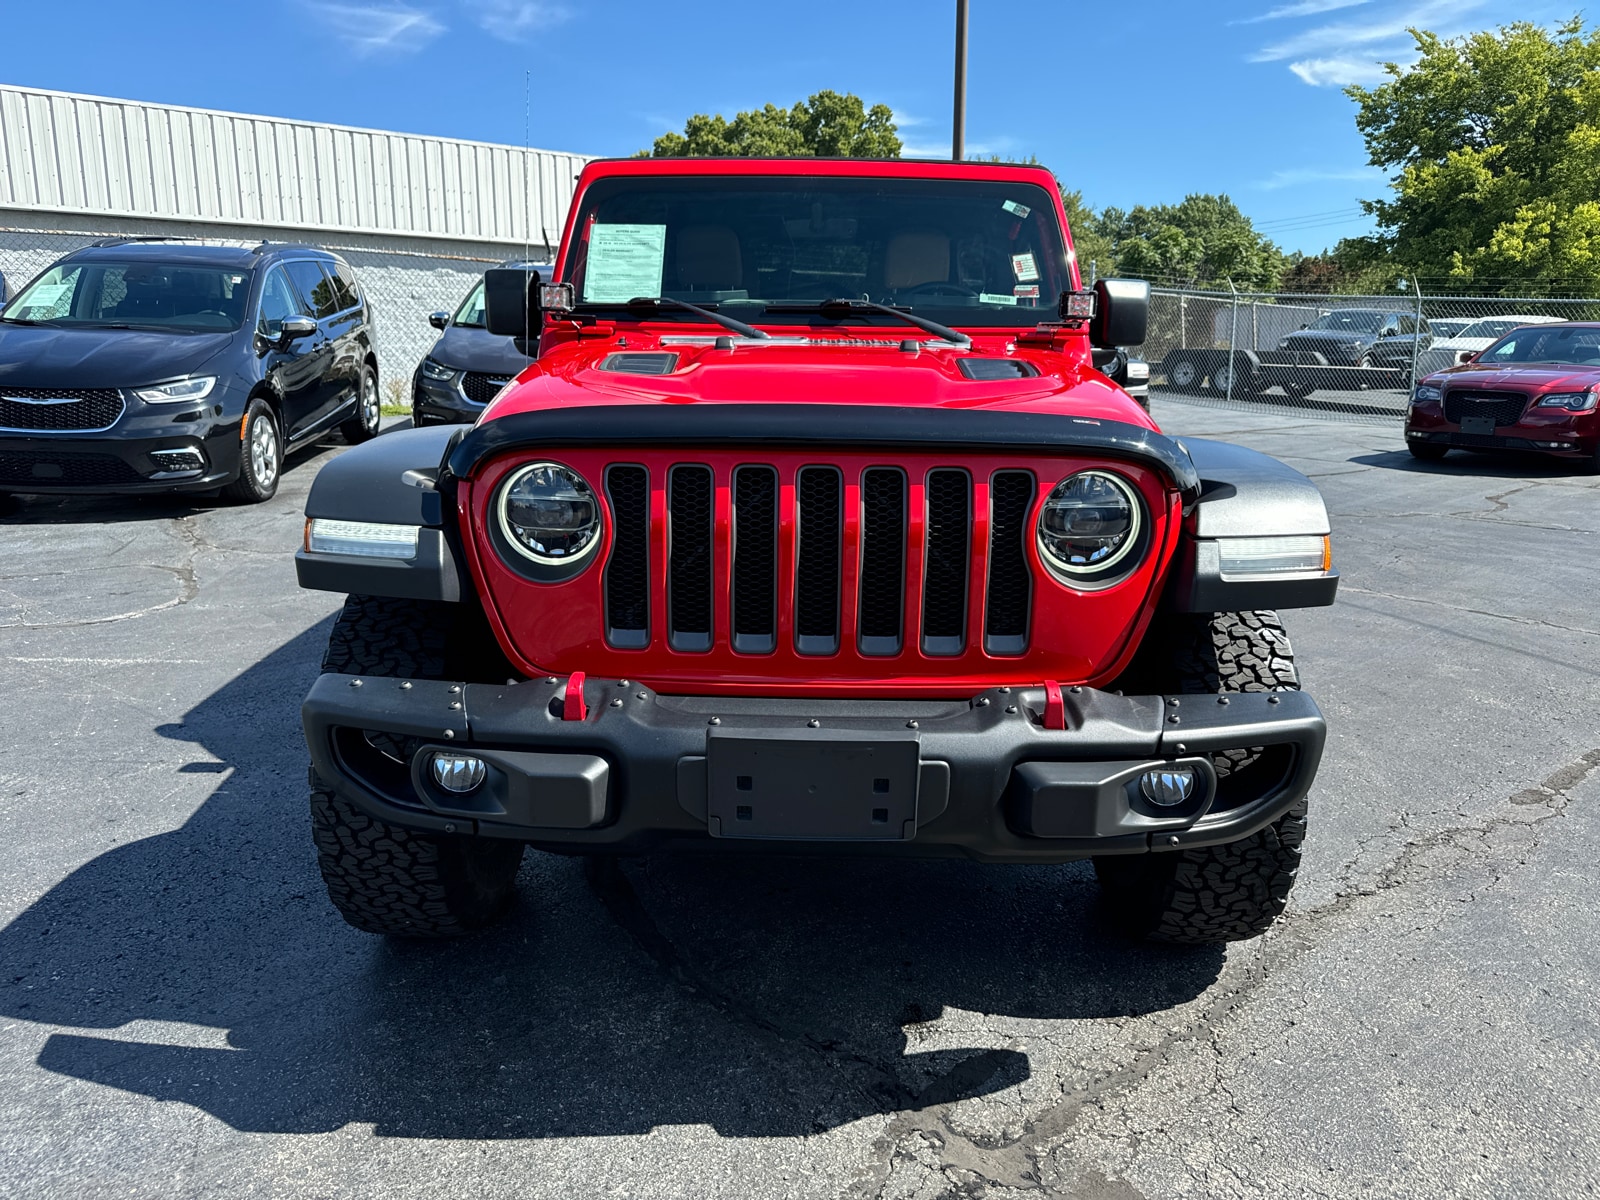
[462,372,513,406]
[0,387,125,432]
[0,450,143,486]
[601,459,1037,658]
[1444,390,1528,427]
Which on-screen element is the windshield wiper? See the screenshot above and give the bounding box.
[765,299,970,349]
[592,296,770,340]
[0,316,59,327]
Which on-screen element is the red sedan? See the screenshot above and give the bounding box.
[1405,321,1600,471]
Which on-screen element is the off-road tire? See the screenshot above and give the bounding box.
[1096,610,1307,943]
[1408,440,1449,462]
[311,593,522,937]
[340,363,382,444]
[223,399,281,503]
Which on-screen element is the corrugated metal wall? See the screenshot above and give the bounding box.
[0,85,588,247]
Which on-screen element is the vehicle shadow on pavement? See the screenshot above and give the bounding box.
[1349,448,1593,478]
[0,622,1224,1139]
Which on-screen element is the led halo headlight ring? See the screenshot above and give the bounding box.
[493,460,604,581]
[1035,469,1148,590]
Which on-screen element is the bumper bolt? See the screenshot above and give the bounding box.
[1167,835,1180,846]
[998,686,1011,693]
[443,730,455,739]
[1166,697,1180,707]
[1176,743,1188,754]
[906,720,919,729]
[807,719,820,728]
[448,685,461,694]
[619,679,630,687]
[610,698,623,708]
[448,701,462,711]
[349,679,362,688]
[1069,685,1082,694]
[709,717,721,726]
[637,692,648,700]
[976,697,990,707]
[1005,705,1018,714]
[444,823,457,834]
[1268,695,1281,705]
[546,677,558,685]
[1167,715,1181,724]
[1217,696,1229,705]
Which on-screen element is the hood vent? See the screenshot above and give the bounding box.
[599,352,679,376]
[958,358,1038,381]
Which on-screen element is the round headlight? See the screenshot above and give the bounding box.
[497,462,601,566]
[1036,470,1144,585]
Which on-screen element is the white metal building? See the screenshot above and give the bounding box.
[0,84,592,385]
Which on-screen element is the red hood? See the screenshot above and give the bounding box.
[1432,361,1600,392]
[481,328,1154,428]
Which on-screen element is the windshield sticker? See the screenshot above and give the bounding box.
[20,282,72,313]
[583,223,667,304]
[1014,284,1041,299]
[979,292,1020,306]
[1002,199,1031,218]
[1011,253,1040,283]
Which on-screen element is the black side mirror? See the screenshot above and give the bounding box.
[428,311,450,330]
[1090,278,1149,349]
[484,268,541,337]
[277,315,317,348]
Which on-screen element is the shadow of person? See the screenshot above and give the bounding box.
[1,621,1224,1138]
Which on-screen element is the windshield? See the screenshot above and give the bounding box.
[2,261,253,331]
[559,176,1072,329]
[1307,310,1385,333]
[1428,318,1473,338]
[453,282,488,328]
[1478,325,1600,366]
[1460,318,1548,341]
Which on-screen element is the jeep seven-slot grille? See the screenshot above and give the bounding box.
[602,462,1038,657]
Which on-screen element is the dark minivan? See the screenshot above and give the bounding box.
[0,238,380,503]
[410,262,548,425]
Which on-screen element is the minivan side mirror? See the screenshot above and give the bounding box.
[278,316,317,348]
[428,311,450,331]
[1090,278,1149,349]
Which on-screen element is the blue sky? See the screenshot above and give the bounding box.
[2,0,1582,254]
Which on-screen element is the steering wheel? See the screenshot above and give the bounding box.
[902,281,979,298]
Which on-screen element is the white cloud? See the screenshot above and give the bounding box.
[1251,0,1481,61]
[1255,165,1384,188]
[307,2,445,55]
[1232,0,1371,25]
[470,0,570,42]
[891,109,927,128]
[1288,55,1397,85]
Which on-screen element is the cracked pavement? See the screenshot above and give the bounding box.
[2,403,1598,1198]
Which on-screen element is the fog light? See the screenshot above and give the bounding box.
[1140,766,1198,808]
[431,753,487,794]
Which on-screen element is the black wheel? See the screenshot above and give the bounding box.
[311,594,523,937]
[341,363,382,443]
[1284,381,1315,400]
[223,398,281,503]
[1166,356,1202,393]
[1096,611,1307,943]
[1208,358,1255,397]
[1408,441,1449,462]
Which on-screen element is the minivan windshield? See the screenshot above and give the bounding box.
[1306,310,1385,333]
[559,175,1073,329]
[1,261,253,332]
[452,282,488,329]
[1477,325,1600,366]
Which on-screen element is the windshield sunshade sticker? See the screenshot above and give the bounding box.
[1002,199,1031,218]
[1011,253,1040,282]
[583,223,668,304]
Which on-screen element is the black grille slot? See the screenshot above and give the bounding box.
[985,471,1034,654]
[668,465,714,651]
[0,387,124,432]
[859,468,906,655]
[604,465,649,648]
[794,466,842,654]
[461,372,512,405]
[732,466,778,654]
[0,450,143,486]
[1444,390,1528,428]
[921,470,970,654]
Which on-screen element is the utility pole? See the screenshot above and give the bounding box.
[952,0,968,161]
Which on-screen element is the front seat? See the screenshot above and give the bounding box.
[675,226,743,295]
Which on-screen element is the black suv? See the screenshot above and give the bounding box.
[1278,308,1430,368]
[0,239,380,503]
[410,262,547,426]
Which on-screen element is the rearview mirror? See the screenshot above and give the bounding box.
[1090,278,1149,349]
[1459,350,1479,364]
[428,311,449,330]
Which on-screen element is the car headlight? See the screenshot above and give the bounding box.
[1036,470,1145,587]
[1413,384,1443,404]
[419,358,459,382]
[132,376,216,404]
[1536,390,1597,411]
[497,462,602,567]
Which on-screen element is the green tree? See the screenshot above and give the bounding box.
[1094,195,1285,289]
[1347,18,1600,292]
[647,91,902,158]
[1059,189,1117,281]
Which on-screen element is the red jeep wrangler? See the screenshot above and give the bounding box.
[297,158,1338,943]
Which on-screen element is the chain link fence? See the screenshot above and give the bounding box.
[0,222,528,408]
[1146,286,1600,423]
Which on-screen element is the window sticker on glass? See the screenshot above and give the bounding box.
[1002,199,1031,218]
[1011,252,1040,282]
[583,223,668,303]
[1014,284,1041,299]
[21,282,72,313]
[979,292,1019,306]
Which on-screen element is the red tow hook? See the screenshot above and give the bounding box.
[1042,680,1066,731]
[562,671,588,721]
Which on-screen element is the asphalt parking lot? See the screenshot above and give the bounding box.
[3,399,1598,1199]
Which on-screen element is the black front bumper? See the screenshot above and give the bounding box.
[304,675,1325,863]
[0,424,241,493]
[411,371,485,424]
